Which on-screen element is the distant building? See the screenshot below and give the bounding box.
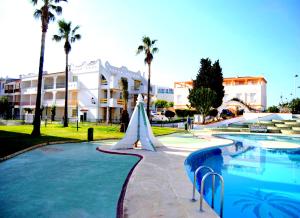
[173,81,193,110]
[174,76,267,111]
[222,76,267,111]
[152,85,174,103]
[0,78,21,118]
[18,59,151,122]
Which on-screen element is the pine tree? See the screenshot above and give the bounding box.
[193,58,224,108]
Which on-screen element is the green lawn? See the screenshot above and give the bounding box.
[0,123,181,158]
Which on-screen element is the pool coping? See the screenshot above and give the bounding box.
[96,147,143,218]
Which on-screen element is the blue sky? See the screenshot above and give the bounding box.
[0,0,299,106]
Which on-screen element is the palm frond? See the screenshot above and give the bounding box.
[142,36,151,47]
[33,9,42,19]
[54,5,63,15]
[54,0,68,3]
[151,39,158,45]
[52,35,62,42]
[152,47,159,54]
[72,25,80,35]
[136,45,144,54]
[48,12,56,22]
[31,0,38,5]
[71,34,81,42]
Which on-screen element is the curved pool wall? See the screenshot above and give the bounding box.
[0,142,141,218]
[185,134,300,218]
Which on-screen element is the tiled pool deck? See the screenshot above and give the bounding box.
[96,132,233,218]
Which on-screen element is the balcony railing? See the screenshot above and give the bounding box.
[100,98,108,104]
[101,80,108,85]
[56,82,65,88]
[117,99,124,105]
[20,101,35,106]
[44,84,54,89]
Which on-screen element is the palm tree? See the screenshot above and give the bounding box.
[120,77,129,132]
[31,0,67,136]
[53,20,81,127]
[136,36,158,118]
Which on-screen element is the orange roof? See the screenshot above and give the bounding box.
[224,76,267,83]
[174,81,193,88]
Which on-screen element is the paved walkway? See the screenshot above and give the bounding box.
[96,132,233,218]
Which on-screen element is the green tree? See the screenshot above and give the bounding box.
[194,58,224,108]
[0,96,10,119]
[165,110,175,121]
[136,36,158,118]
[167,102,174,107]
[289,98,300,114]
[120,77,129,132]
[155,99,168,109]
[31,0,67,136]
[53,19,81,127]
[267,105,280,113]
[188,87,217,124]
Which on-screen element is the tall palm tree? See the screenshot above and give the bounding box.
[136,36,158,118]
[120,77,129,132]
[53,20,81,127]
[31,0,67,136]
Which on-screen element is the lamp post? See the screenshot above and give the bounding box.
[45,104,48,127]
[76,102,79,131]
[294,74,298,97]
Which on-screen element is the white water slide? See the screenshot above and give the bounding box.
[112,94,163,151]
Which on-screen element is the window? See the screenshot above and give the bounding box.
[177,95,182,104]
[250,93,256,102]
[236,93,242,100]
[73,76,78,82]
[224,94,228,102]
[134,80,141,90]
[72,109,77,117]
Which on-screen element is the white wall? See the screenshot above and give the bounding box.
[174,87,190,109]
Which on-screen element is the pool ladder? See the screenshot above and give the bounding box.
[192,166,224,218]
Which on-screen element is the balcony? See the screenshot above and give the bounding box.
[101,80,108,85]
[108,98,123,108]
[23,87,37,94]
[43,99,54,106]
[20,101,35,107]
[44,84,54,89]
[109,79,120,90]
[100,98,108,107]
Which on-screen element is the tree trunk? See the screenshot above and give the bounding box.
[202,114,206,124]
[31,31,46,136]
[64,53,69,127]
[146,63,151,118]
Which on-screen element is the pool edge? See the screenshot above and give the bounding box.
[96,147,143,218]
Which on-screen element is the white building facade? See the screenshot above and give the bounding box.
[19,59,150,122]
[174,76,267,111]
[152,85,174,103]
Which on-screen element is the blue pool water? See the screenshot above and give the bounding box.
[0,142,140,218]
[185,134,300,218]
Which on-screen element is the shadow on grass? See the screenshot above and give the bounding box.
[0,130,80,158]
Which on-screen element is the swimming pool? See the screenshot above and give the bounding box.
[0,142,140,218]
[185,134,300,218]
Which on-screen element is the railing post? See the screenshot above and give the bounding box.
[192,166,213,201]
[200,172,224,218]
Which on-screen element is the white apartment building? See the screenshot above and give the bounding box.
[0,78,21,118]
[174,76,267,111]
[222,76,267,111]
[19,59,150,122]
[173,81,193,110]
